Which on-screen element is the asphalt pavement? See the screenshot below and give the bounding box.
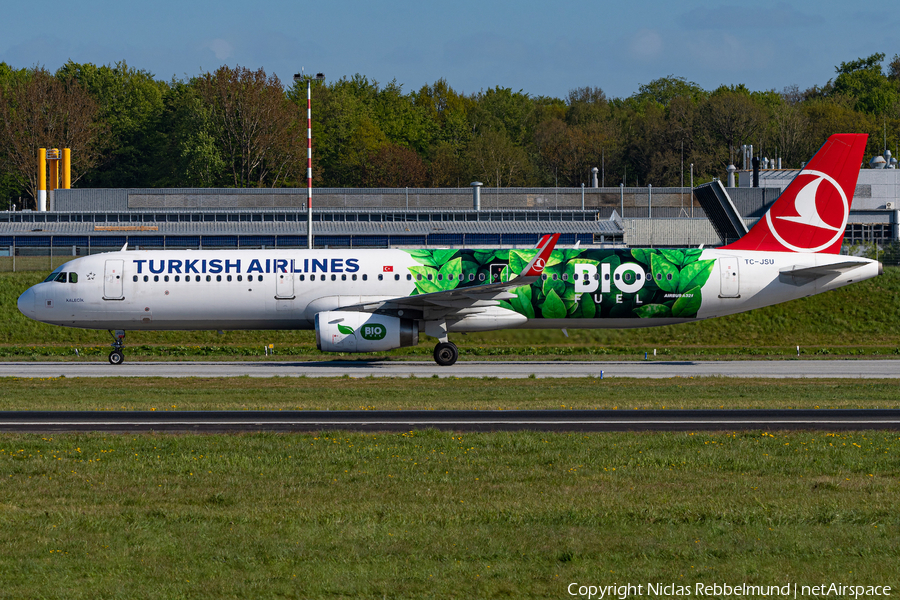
[0,359,896,378]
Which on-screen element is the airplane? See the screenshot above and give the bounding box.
[17,133,881,366]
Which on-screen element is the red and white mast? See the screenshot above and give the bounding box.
[294,71,324,250]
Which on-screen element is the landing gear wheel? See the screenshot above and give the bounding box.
[108,329,126,365]
[433,342,459,367]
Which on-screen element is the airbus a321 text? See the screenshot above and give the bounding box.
[18,134,881,366]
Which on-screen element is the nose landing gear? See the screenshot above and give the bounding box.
[108,329,126,365]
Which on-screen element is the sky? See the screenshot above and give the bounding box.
[1,0,897,99]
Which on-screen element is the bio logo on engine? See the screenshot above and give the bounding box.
[361,324,387,341]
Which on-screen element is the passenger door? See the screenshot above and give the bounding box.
[718,256,740,298]
[103,259,125,300]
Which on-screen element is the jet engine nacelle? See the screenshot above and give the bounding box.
[315,311,419,353]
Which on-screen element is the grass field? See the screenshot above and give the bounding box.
[2,261,898,597]
[1,267,899,361]
[1,429,898,599]
[1,378,898,598]
[1,376,899,411]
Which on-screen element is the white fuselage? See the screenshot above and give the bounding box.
[17,247,881,333]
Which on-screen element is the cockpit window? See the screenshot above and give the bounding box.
[43,267,64,283]
[54,272,68,283]
[68,273,78,284]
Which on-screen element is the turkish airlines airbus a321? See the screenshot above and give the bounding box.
[18,133,881,366]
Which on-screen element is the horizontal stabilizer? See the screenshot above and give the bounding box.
[778,261,869,286]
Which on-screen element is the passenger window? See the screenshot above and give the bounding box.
[407,274,412,281]
[437,274,443,281]
[133,275,138,282]
[562,274,568,281]
[416,274,422,281]
[427,274,433,281]
[237,275,243,282]
[154,275,159,282]
[55,272,67,283]
[541,274,547,281]
[394,274,400,281]
[69,273,78,283]
[206,275,211,282]
[573,273,579,281]
[143,275,149,282]
[351,274,357,281]
[656,273,662,281]
[258,276,263,282]
[615,274,620,280]
[247,275,253,282]
[216,275,222,282]
[667,274,673,280]
[552,274,558,280]
[195,275,201,282]
[478,273,485,281]
[227,275,232,282]
[468,274,474,282]
[604,274,610,281]
[164,275,169,282]
[175,275,180,282]
[331,274,336,281]
[362,274,367,281]
[341,274,346,281]
[378,274,383,281]
[299,274,305,281]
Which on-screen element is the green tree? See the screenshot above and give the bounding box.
[151,80,226,187]
[632,75,706,108]
[0,67,104,207]
[565,86,609,125]
[832,53,899,115]
[57,61,168,187]
[468,87,534,145]
[196,65,302,187]
[464,129,531,187]
[701,87,766,167]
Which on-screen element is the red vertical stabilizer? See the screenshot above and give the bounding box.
[722,133,868,254]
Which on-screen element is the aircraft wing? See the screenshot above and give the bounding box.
[338,234,560,319]
[778,260,872,286]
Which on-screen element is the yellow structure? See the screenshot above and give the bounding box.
[37,147,71,211]
[38,148,47,212]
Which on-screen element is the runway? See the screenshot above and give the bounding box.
[1,409,899,433]
[0,359,897,378]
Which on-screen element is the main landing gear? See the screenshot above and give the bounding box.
[108,329,126,365]
[427,321,458,367]
[433,341,459,367]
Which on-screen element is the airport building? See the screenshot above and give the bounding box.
[2,157,899,261]
[0,185,773,256]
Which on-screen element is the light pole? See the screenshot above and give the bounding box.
[294,71,325,249]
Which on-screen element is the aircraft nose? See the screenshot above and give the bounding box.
[17,287,36,319]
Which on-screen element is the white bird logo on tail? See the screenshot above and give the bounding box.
[776,175,841,232]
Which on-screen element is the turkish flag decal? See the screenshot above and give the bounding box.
[383,266,393,272]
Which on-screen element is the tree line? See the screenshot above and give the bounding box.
[1,54,899,209]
